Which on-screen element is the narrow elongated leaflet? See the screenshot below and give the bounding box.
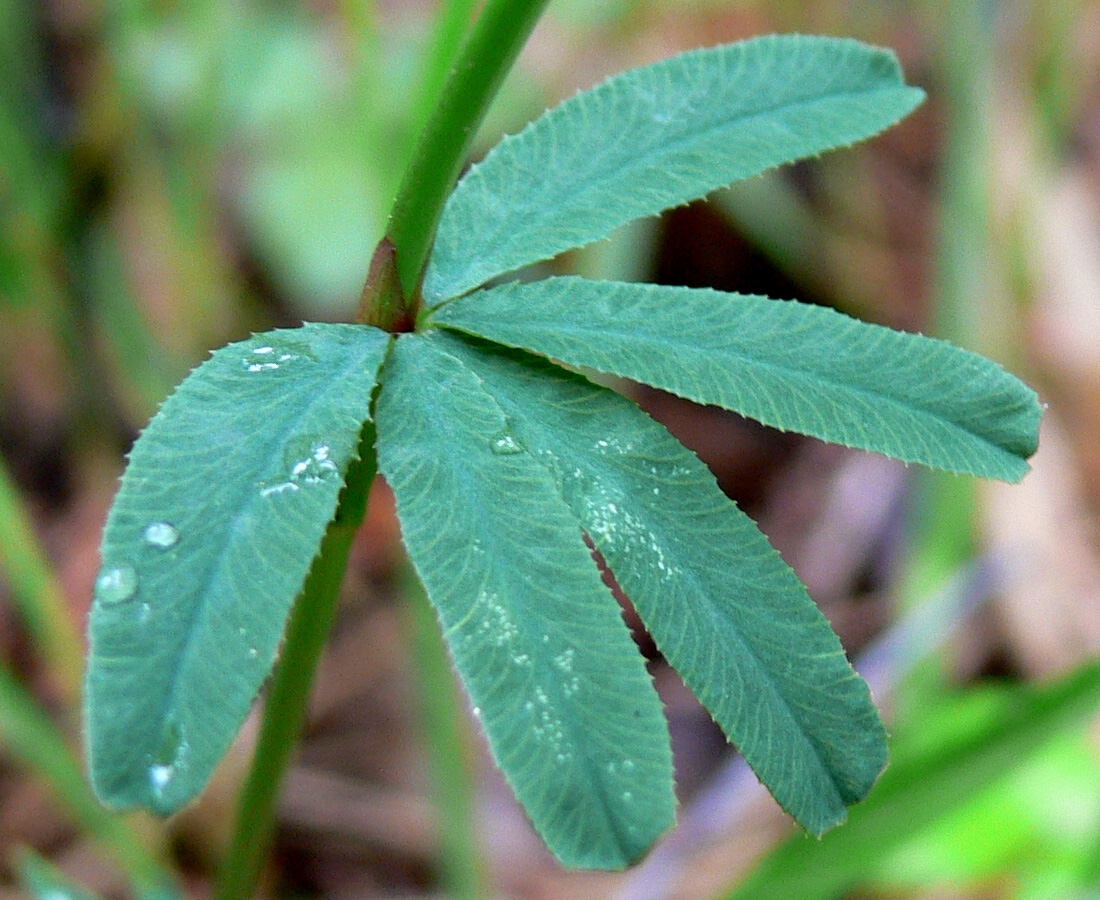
[435,332,885,833]
[375,334,675,869]
[86,324,390,815]
[429,278,1041,481]
[423,34,924,303]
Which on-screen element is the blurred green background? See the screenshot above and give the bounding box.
[4,0,1100,898]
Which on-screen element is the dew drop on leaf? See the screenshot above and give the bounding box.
[147,720,189,811]
[95,565,138,605]
[142,521,179,549]
[490,431,524,455]
[260,481,299,498]
[242,346,281,372]
[285,441,340,486]
[149,763,172,792]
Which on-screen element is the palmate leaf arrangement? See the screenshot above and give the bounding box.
[86,35,1041,869]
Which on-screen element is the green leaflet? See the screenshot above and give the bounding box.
[423,34,924,304]
[723,660,1100,900]
[429,278,1041,481]
[85,324,390,816]
[434,331,885,834]
[374,334,675,869]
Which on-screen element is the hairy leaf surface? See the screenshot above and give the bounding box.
[375,334,675,869]
[424,35,924,303]
[435,331,885,833]
[86,324,390,815]
[430,278,1041,481]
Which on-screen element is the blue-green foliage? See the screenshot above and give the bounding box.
[85,34,1041,869]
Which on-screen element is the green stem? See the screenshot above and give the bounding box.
[384,0,551,305]
[215,428,378,900]
[219,2,555,892]
[406,570,487,899]
[410,0,480,142]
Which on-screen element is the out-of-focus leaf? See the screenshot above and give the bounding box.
[17,849,105,900]
[721,659,1100,900]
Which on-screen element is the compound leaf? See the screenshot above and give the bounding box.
[430,278,1041,481]
[436,331,885,834]
[423,34,924,304]
[374,334,675,869]
[86,324,390,815]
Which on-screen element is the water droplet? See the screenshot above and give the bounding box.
[472,706,482,719]
[147,720,188,807]
[284,441,340,486]
[138,602,151,622]
[149,763,173,791]
[248,647,258,659]
[622,760,635,772]
[143,521,179,549]
[95,565,138,605]
[621,791,633,802]
[241,335,316,373]
[260,481,299,498]
[490,431,524,455]
[243,346,281,373]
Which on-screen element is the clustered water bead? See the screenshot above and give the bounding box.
[490,431,524,455]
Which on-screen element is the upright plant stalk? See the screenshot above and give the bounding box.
[220,2,552,895]
[384,0,552,303]
[216,432,377,900]
[410,0,480,142]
